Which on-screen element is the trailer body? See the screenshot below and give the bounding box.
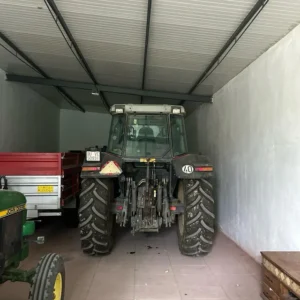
[0,152,83,219]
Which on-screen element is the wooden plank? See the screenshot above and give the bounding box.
[261,282,280,300]
[261,252,300,285]
[262,266,281,295]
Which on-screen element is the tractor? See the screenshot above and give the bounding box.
[0,186,65,300]
[79,104,215,256]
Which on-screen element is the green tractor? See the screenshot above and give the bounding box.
[0,188,65,300]
[79,104,215,256]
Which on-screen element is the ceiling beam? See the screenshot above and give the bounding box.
[141,0,153,104]
[0,32,85,112]
[44,0,110,110]
[0,32,48,77]
[6,74,213,103]
[181,0,269,105]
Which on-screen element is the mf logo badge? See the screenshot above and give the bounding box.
[182,165,194,174]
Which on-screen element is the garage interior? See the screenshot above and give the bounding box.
[1,0,300,299]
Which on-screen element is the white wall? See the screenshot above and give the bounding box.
[186,24,300,260]
[59,109,111,151]
[0,69,60,152]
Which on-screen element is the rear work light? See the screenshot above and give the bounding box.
[172,108,181,114]
[195,166,213,172]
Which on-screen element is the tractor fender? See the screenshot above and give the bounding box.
[81,152,123,178]
[172,153,213,179]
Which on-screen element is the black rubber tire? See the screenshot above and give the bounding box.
[79,178,115,255]
[29,253,65,300]
[177,179,215,256]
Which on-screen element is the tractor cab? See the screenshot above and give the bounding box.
[108,104,187,159]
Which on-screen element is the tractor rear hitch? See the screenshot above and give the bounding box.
[112,201,183,214]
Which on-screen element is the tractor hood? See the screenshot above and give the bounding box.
[0,190,26,218]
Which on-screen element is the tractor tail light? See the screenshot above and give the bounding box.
[82,167,101,171]
[195,166,213,172]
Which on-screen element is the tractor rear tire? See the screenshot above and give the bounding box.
[79,178,115,255]
[29,253,65,300]
[177,179,215,256]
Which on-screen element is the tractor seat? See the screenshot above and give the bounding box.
[137,127,156,155]
[137,127,155,141]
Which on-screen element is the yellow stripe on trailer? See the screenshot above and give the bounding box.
[0,204,26,219]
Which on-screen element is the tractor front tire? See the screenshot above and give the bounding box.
[79,178,115,255]
[177,179,215,256]
[29,253,65,300]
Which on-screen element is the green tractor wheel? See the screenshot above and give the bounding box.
[29,253,65,300]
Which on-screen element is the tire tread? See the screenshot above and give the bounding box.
[28,253,65,300]
[79,178,114,255]
[178,179,215,256]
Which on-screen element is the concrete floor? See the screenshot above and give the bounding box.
[0,220,261,300]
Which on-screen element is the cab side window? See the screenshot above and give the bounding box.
[170,115,187,156]
[107,115,125,155]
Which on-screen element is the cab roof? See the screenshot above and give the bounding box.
[110,104,186,116]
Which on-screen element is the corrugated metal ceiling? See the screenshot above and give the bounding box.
[1,0,300,112]
[58,0,147,89]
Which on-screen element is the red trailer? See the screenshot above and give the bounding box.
[0,152,84,226]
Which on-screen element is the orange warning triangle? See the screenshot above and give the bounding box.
[100,161,122,175]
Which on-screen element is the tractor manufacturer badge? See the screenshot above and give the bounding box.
[182,165,194,174]
[0,204,26,219]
